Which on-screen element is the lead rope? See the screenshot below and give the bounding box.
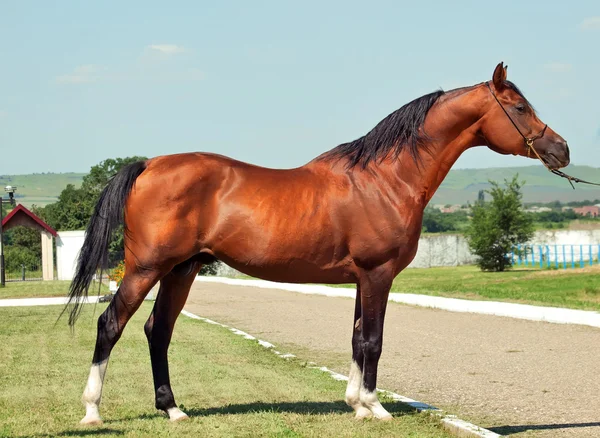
[485,82,600,189]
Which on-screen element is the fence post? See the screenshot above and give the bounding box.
[562,245,566,270]
[554,244,558,269]
[571,246,575,269]
[589,245,593,267]
[21,264,25,281]
[539,246,543,269]
[545,245,550,268]
[580,245,584,268]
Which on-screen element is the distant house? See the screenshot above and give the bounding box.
[573,206,600,217]
[440,204,463,213]
[524,206,552,213]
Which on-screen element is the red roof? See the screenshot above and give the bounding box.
[2,204,58,237]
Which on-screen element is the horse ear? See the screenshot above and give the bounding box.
[492,62,507,91]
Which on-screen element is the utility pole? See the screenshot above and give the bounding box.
[0,186,17,287]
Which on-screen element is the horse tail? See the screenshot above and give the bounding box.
[64,160,147,326]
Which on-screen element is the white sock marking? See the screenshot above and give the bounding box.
[80,359,108,424]
[167,407,189,421]
[360,387,392,420]
[344,361,362,409]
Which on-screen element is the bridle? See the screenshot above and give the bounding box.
[486,81,600,188]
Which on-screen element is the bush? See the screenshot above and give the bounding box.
[4,246,40,273]
[199,263,218,276]
[465,175,534,271]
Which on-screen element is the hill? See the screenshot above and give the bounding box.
[431,165,600,205]
[1,165,599,207]
[0,173,85,207]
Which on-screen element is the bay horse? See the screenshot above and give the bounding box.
[67,62,570,425]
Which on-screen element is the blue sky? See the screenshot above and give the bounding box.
[1,1,599,174]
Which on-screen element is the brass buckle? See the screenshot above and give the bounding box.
[526,139,533,157]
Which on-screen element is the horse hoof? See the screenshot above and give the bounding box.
[80,416,103,426]
[354,407,373,420]
[168,407,189,422]
[376,414,393,421]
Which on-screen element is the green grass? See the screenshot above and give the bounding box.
[0,281,108,299]
[385,265,600,311]
[0,304,451,438]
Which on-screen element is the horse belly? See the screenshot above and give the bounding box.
[210,224,355,284]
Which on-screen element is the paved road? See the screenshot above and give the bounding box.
[184,283,600,437]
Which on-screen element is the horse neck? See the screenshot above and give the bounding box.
[382,87,487,207]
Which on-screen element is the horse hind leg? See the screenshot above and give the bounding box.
[80,265,167,426]
[144,256,203,421]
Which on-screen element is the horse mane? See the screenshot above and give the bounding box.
[319,89,445,169]
[319,79,532,170]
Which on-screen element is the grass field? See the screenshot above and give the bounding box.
[384,265,600,311]
[0,281,108,299]
[0,304,451,438]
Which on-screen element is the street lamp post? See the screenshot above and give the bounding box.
[0,185,17,287]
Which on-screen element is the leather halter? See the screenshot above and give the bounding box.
[486,81,600,189]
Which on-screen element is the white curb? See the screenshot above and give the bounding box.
[195,276,600,329]
[181,309,502,438]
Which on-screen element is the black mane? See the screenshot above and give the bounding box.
[320,79,532,170]
[320,89,445,169]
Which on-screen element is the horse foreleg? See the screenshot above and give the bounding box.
[356,268,393,420]
[144,259,200,421]
[80,267,165,426]
[345,285,372,419]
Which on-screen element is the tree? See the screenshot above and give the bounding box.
[81,156,147,201]
[36,156,147,233]
[465,175,534,271]
[34,156,148,267]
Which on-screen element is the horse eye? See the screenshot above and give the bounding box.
[515,104,526,113]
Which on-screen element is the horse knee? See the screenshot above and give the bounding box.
[361,337,383,361]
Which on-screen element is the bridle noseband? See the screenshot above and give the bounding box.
[485,81,600,188]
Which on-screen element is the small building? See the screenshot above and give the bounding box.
[573,206,600,217]
[2,204,57,280]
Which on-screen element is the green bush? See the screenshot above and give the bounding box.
[465,175,534,272]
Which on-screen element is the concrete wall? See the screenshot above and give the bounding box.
[410,229,600,268]
[56,230,85,281]
[407,234,477,268]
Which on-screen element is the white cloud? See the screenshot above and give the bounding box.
[56,64,103,84]
[0,110,6,118]
[580,17,600,30]
[543,62,573,73]
[148,44,186,54]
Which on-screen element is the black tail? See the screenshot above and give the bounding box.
[64,160,147,326]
